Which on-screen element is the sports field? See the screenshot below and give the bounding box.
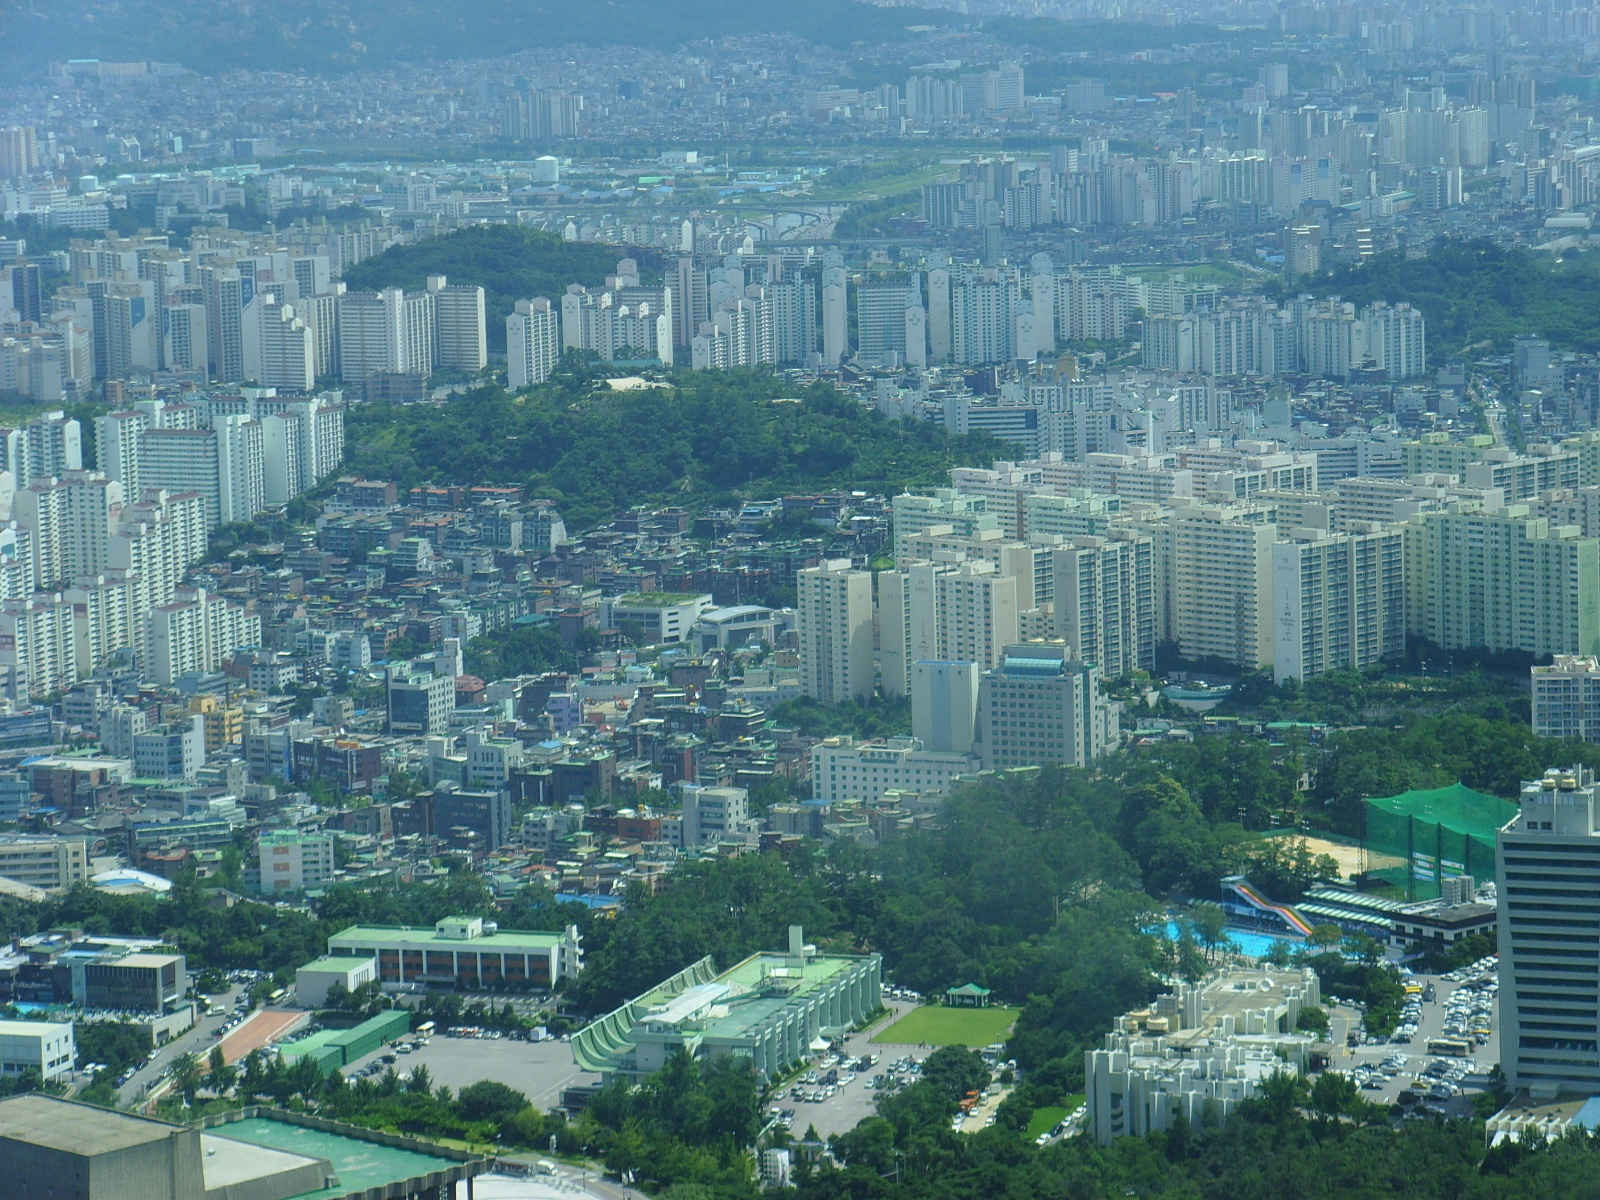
[871,1005,1019,1047]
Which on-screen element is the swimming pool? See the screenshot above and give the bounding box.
[1158,920,1302,960]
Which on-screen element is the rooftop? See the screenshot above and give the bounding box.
[0,1018,73,1036]
[327,924,568,950]
[0,1094,183,1154]
[215,1116,468,1200]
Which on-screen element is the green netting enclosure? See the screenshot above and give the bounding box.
[1363,782,1517,900]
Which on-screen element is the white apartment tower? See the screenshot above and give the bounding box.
[507,298,561,390]
[1532,656,1600,744]
[427,275,488,373]
[1271,525,1406,684]
[242,296,315,392]
[797,558,875,704]
[1169,505,1276,670]
[1053,535,1157,678]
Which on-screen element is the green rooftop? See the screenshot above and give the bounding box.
[573,949,873,1074]
[217,1118,467,1200]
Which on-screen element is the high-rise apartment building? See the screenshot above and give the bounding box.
[337,286,434,382]
[1053,534,1157,677]
[1410,507,1600,660]
[145,587,260,686]
[1532,656,1600,744]
[933,560,1019,672]
[1496,769,1600,1095]
[426,275,487,372]
[911,660,979,754]
[1271,524,1406,684]
[242,296,314,392]
[202,264,247,383]
[507,298,560,390]
[1169,504,1276,670]
[797,558,874,704]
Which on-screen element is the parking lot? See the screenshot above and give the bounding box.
[344,1033,598,1110]
[1323,959,1500,1118]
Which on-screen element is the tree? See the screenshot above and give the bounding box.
[171,1052,202,1104]
[1189,901,1230,964]
[1310,1069,1358,1117]
[919,1046,990,1102]
[405,1064,433,1095]
[205,1045,236,1096]
[457,1079,529,1125]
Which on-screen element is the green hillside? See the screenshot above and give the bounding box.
[1312,239,1600,361]
[1,0,1252,78]
[344,370,1003,531]
[3,0,952,74]
[339,226,631,354]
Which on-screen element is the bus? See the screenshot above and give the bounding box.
[1427,1037,1472,1057]
[416,1021,436,1037]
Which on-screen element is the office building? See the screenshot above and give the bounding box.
[811,735,978,804]
[1271,525,1406,684]
[1410,507,1600,660]
[1532,656,1600,743]
[680,784,749,848]
[0,1019,74,1083]
[257,828,336,894]
[327,916,583,990]
[600,592,713,645]
[0,1093,483,1200]
[975,642,1118,771]
[0,834,88,891]
[797,558,874,704]
[1496,769,1600,1095]
[432,783,513,850]
[507,297,561,389]
[77,951,187,1013]
[132,717,205,781]
[572,927,879,1082]
[387,665,453,735]
[1086,968,1321,1144]
[294,955,378,1008]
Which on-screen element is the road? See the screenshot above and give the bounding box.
[115,985,249,1106]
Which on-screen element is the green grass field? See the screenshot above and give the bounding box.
[871,1006,1019,1047]
[1024,1106,1070,1140]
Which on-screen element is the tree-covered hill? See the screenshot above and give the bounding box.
[2,0,952,74]
[2,0,1256,77]
[343,369,1006,530]
[339,227,631,355]
[1311,239,1600,362]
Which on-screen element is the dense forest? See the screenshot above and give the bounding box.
[343,370,1005,530]
[1311,239,1600,362]
[339,227,626,354]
